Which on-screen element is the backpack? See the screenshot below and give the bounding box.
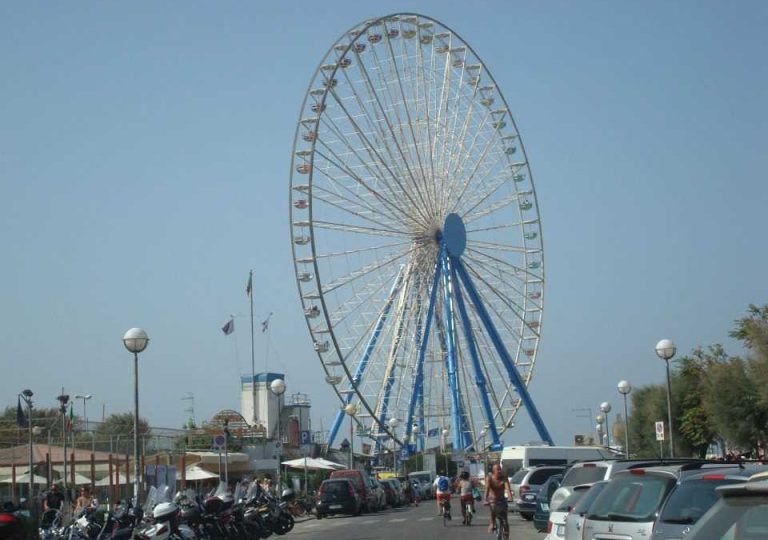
[438,476,449,492]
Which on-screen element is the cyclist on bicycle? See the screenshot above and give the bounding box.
[433,471,452,518]
[457,471,475,524]
[484,463,511,539]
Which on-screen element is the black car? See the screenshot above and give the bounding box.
[316,479,362,518]
[532,473,562,532]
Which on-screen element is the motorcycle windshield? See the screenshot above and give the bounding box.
[143,486,158,515]
[155,484,171,504]
[212,481,229,498]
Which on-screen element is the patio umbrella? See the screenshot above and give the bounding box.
[183,466,219,481]
[0,473,48,484]
[281,457,338,471]
[95,473,128,486]
[314,458,346,470]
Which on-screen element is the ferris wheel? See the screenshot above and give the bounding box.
[289,13,552,454]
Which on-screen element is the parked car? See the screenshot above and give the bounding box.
[315,479,362,518]
[685,480,768,540]
[380,479,399,507]
[408,471,435,499]
[653,465,767,540]
[382,479,404,507]
[389,478,406,505]
[563,482,609,540]
[544,484,590,540]
[533,473,562,532]
[329,469,377,512]
[370,478,387,510]
[509,466,565,520]
[581,463,748,540]
[549,459,703,512]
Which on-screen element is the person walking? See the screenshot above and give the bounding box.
[485,464,511,539]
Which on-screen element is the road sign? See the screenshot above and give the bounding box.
[212,434,226,450]
[300,430,311,445]
[400,449,409,460]
[655,421,665,441]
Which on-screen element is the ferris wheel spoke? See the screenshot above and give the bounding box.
[447,123,505,213]
[312,219,408,239]
[461,183,528,224]
[347,49,435,224]
[310,183,408,235]
[456,159,528,218]
[465,245,542,282]
[321,245,416,295]
[466,219,537,234]
[313,138,424,227]
[462,253,532,318]
[468,240,530,253]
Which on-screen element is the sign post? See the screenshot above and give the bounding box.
[655,421,665,458]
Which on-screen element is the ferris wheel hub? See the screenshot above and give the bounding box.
[442,213,467,257]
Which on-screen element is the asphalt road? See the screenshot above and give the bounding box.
[291,501,546,540]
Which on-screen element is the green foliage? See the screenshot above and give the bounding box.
[628,385,668,458]
[95,413,150,438]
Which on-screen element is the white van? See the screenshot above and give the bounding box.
[408,470,436,499]
[500,445,612,476]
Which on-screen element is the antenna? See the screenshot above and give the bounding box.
[182,393,195,426]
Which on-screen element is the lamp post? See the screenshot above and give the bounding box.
[122,327,149,506]
[479,426,488,475]
[344,403,356,469]
[74,395,92,433]
[441,428,450,474]
[388,418,400,473]
[600,402,612,448]
[270,378,286,489]
[411,424,420,469]
[595,414,605,446]
[56,393,70,505]
[655,339,677,457]
[19,390,34,499]
[617,380,632,457]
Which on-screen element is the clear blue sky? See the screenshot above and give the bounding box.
[1,1,766,445]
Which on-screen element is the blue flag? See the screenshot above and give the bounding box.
[16,397,27,428]
[222,318,234,336]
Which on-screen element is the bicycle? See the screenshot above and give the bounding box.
[440,496,451,527]
[461,497,473,526]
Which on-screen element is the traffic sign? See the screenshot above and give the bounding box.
[300,430,311,445]
[655,421,665,441]
[212,434,226,450]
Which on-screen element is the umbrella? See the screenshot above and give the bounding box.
[183,466,219,481]
[55,473,92,485]
[0,473,48,485]
[314,458,346,470]
[281,457,339,471]
[95,473,128,486]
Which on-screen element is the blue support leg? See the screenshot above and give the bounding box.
[453,256,554,446]
[439,249,465,451]
[404,261,441,454]
[450,262,503,451]
[327,268,405,447]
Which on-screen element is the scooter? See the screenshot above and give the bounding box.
[0,500,27,540]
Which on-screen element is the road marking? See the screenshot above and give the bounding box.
[389,518,407,522]
[417,517,435,521]
[359,519,381,524]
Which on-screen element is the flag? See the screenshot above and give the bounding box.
[261,312,273,333]
[427,427,440,438]
[67,404,74,432]
[221,318,234,336]
[246,271,252,297]
[16,397,27,428]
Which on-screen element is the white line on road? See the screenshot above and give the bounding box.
[389,518,407,522]
[359,519,382,524]
[417,517,435,521]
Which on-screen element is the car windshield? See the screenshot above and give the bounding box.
[659,478,743,525]
[556,490,586,512]
[322,481,349,495]
[562,465,607,486]
[571,483,608,515]
[511,469,529,483]
[586,474,676,522]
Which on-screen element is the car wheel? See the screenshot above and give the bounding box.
[520,513,533,521]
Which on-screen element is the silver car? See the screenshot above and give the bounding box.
[509,466,565,520]
[563,481,609,540]
[685,480,768,540]
[582,463,747,540]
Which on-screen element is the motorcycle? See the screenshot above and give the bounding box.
[0,500,28,540]
[254,490,294,536]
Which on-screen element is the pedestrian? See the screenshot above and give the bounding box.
[485,463,511,539]
[43,484,65,512]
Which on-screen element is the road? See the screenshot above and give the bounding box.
[291,502,546,540]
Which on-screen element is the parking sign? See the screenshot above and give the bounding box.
[655,421,665,441]
[300,430,311,445]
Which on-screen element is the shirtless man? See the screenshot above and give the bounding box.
[484,463,511,539]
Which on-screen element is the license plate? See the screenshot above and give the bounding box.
[329,505,342,509]
[556,524,565,536]
[540,503,549,511]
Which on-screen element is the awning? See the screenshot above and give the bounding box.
[0,473,48,485]
[281,457,343,471]
[183,466,219,481]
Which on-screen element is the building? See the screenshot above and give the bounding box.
[240,372,285,437]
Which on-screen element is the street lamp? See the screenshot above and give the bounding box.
[388,418,400,472]
[19,390,34,499]
[617,380,632,457]
[600,402,612,448]
[655,339,677,457]
[595,414,605,446]
[74,395,92,433]
[123,327,149,506]
[344,403,357,469]
[270,378,286,489]
[56,393,70,504]
[441,428,450,473]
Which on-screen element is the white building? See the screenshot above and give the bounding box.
[240,372,284,438]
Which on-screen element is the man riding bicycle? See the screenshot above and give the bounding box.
[457,470,475,524]
[484,463,511,539]
[433,471,452,518]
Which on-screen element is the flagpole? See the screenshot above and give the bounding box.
[248,271,256,426]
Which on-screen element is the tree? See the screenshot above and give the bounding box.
[675,347,722,457]
[0,406,79,448]
[731,304,768,409]
[95,413,150,438]
[628,384,669,457]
